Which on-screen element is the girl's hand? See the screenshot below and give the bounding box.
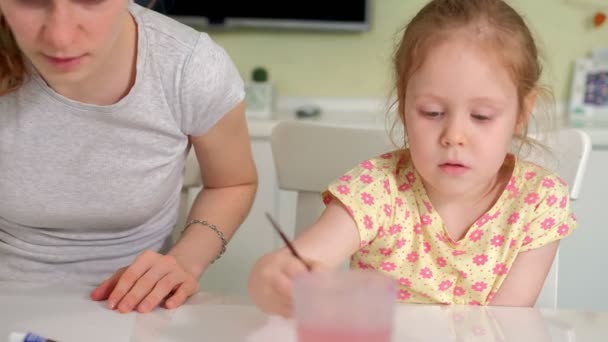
[89,250,199,313]
[247,249,323,318]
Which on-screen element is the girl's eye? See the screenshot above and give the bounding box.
[422,111,443,118]
[472,114,491,121]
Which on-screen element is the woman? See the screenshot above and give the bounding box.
[0,0,257,314]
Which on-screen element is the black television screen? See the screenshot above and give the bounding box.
[137,0,370,31]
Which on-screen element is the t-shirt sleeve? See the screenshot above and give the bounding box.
[180,34,245,136]
[322,158,396,247]
[520,174,578,252]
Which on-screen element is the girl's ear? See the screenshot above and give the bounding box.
[515,89,537,133]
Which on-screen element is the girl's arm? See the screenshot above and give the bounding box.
[91,101,258,313]
[489,240,559,306]
[248,199,361,317]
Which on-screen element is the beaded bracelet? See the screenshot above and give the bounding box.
[183,219,227,264]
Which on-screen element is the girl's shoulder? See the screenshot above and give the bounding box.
[513,158,570,197]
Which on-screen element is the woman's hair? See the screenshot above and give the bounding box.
[0,0,158,96]
[390,0,553,153]
[0,13,25,96]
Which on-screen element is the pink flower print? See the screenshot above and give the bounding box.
[439,280,453,291]
[459,271,468,279]
[337,184,350,195]
[491,234,505,247]
[359,174,373,184]
[560,196,567,209]
[421,215,432,226]
[360,247,370,255]
[398,182,411,192]
[381,152,393,159]
[380,262,396,272]
[423,200,433,213]
[420,267,433,279]
[395,197,403,207]
[383,204,392,217]
[542,177,556,188]
[558,176,567,186]
[558,224,569,236]
[472,281,487,292]
[388,224,402,235]
[377,226,386,238]
[404,210,410,220]
[453,286,465,296]
[522,235,533,246]
[469,301,481,306]
[525,192,539,205]
[396,239,406,249]
[383,179,391,195]
[507,212,519,224]
[523,224,530,232]
[476,214,491,227]
[361,192,374,205]
[546,195,557,207]
[452,250,466,256]
[357,261,372,270]
[470,229,484,242]
[413,223,423,235]
[571,213,577,222]
[363,215,373,230]
[524,171,537,180]
[339,175,352,182]
[397,289,411,300]
[436,232,449,243]
[399,278,412,287]
[423,242,431,254]
[493,263,508,276]
[486,291,496,303]
[473,254,488,266]
[541,217,555,230]
[360,160,374,170]
[407,251,419,263]
[406,172,416,183]
[379,248,392,256]
[436,257,447,267]
[510,239,517,249]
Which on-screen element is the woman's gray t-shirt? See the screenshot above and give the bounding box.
[0,2,245,284]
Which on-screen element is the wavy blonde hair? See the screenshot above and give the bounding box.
[390,0,554,154]
[0,13,26,96]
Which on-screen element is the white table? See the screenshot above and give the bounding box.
[1,282,606,342]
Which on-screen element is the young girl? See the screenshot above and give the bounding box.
[248,0,576,317]
[0,0,257,313]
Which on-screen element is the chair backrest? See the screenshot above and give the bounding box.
[271,120,591,308]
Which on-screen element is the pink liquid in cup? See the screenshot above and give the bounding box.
[297,325,391,342]
[294,270,396,342]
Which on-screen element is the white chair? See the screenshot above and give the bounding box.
[271,120,591,309]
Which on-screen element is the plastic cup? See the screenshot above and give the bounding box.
[293,270,396,342]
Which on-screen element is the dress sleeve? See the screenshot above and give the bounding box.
[520,174,577,252]
[323,157,397,247]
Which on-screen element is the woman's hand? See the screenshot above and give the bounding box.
[90,250,199,313]
[247,249,324,318]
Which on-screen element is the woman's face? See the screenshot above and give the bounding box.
[0,0,130,86]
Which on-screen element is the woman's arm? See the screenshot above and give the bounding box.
[490,240,559,306]
[91,101,258,313]
[168,102,258,278]
[168,101,257,277]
